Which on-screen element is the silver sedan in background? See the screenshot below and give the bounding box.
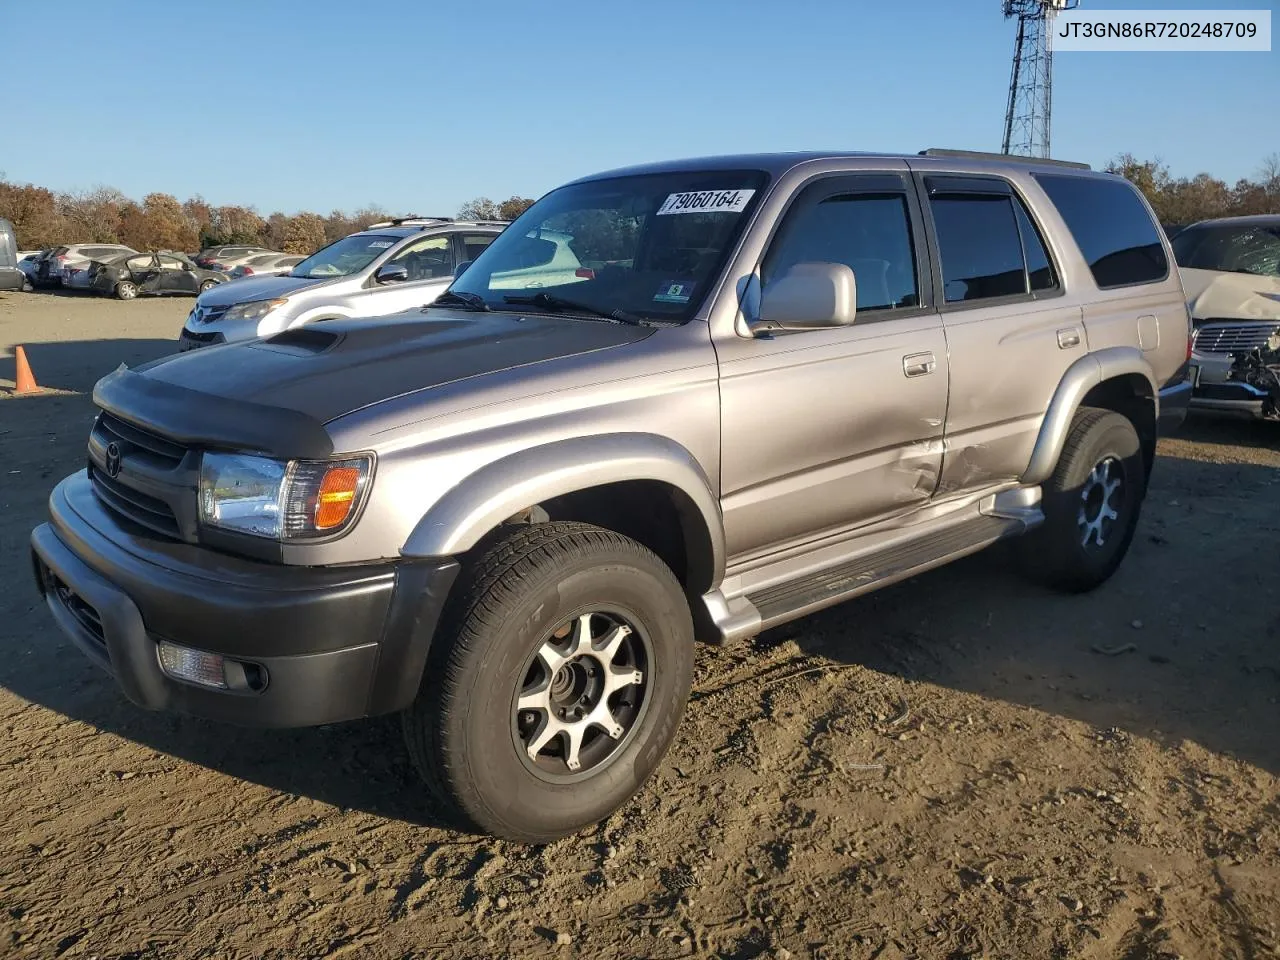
[227,253,305,280]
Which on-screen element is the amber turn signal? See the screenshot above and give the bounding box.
[314,466,361,530]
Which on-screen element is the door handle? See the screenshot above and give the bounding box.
[903,352,936,378]
[1057,327,1081,349]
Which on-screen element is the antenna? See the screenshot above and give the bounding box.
[1001,0,1078,159]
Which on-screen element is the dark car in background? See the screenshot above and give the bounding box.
[193,244,270,272]
[90,251,227,300]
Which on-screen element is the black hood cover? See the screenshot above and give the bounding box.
[93,310,653,459]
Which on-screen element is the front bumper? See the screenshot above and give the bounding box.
[30,473,458,728]
[177,328,225,351]
[1189,352,1271,417]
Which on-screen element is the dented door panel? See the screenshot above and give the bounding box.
[717,314,948,559]
[936,298,1084,495]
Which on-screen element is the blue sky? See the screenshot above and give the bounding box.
[4,0,1276,216]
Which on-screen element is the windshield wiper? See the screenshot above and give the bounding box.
[503,292,645,325]
[432,290,490,311]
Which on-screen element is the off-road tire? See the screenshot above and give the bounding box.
[1018,406,1146,592]
[401,521,695,842]
[115,280,138,300]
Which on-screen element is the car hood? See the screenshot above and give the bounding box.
[195,273,332,306]
[1181,267,1280,322]
[93,310,655,459]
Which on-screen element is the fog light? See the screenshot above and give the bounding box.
[157,641,228,689]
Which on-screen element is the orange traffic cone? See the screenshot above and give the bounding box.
[14,345,39,395]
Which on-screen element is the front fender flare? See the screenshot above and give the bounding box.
[400,433,725,588]
[1022,346,1158,485]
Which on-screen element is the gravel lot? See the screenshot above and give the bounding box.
[2,288,1277,960]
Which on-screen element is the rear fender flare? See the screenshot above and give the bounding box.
[1022,346,1158,485]
[400,433,725,589]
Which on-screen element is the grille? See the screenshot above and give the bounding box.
[179,329,225,350]
[88,412,190,539]
[192,304,231,325]
[97,411,187,466]
[89,465,182,538]
[1192,321,1280,356]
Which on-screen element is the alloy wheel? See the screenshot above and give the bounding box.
[512,610,650,781]
[1078,456,1124,548]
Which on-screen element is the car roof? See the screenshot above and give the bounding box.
[352,219,507,239]
[1182,214,1280,230]
[567,149,1100,185]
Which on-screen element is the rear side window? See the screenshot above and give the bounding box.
[1014,200,1056,292]
[1034,174,1168,288]
[930,194,1026,302]
[462,233,497,263]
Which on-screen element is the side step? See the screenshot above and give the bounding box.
[746,515,1020,629]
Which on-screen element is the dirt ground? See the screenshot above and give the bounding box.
[1,288,1277,960]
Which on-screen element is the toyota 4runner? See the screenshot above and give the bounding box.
[32,150,1192,842]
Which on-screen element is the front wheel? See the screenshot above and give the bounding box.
[115,280,137,300]
[402,521,694,842]
[1018,407,1146,592]
[198,279,218,293]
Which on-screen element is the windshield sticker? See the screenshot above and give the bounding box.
[368,240,393,249]
[656,189,755,216]
[654,280,695,304]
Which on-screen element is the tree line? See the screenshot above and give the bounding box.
[0,179,538,255]
[1104,153,1279,227]
[2,154,1276,256]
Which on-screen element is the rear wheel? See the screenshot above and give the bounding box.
[198,279,218,293]
[401,521,694,842]
[1018,407,1146,592]
[115,280,137,300]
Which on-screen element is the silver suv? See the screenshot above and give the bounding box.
[179,218,507,350]
[31,150,1192,842]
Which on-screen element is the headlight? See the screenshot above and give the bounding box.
[222,297,289,322]
[198,452,373,540]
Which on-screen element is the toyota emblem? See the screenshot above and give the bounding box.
[104,442,122,478]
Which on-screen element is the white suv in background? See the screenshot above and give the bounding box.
[179,218,507,350]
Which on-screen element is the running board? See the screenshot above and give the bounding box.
[744,515,1021,631]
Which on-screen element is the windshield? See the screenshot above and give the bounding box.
[289,234,401,279]
[447,170,770,322]
[1172,222,1280,277]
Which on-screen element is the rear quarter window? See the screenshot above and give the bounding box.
[1034,174,1168,289]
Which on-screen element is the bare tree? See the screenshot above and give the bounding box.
[458,197,502,220]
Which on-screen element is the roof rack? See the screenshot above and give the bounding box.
[917,148,1091,170]
[365,216,455,228]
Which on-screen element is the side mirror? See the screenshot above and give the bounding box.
[375,263,409,284]
[454,259,473,278]
[755,261,857,332]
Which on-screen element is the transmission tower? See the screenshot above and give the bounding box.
[1001,0,1078,158]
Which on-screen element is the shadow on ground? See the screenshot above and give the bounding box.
[1170,411,1280,452]
[1,338,176,395]
[2,363,1277,826]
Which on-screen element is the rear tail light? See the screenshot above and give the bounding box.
[241,267,254,275]
[575,268,595,279]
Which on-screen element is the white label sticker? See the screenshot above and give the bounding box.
[656,189,755,216]
[368,240,393,249]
